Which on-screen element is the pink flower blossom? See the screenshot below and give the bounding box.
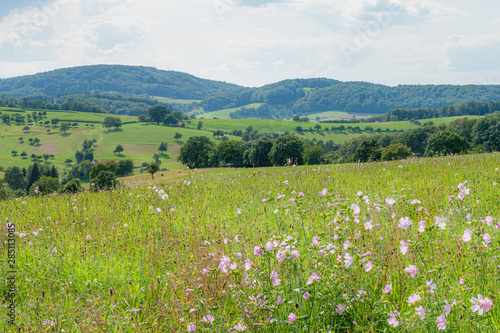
[460,278,465,284]
[418,220,426,233]
[277,296,282,305]
[485,216,493,226]
[312,236,320,246]
[470,294,493,315]
[344,253,354,268]
[237,208,242,215]
[306,271,321,285]
[405,264,418,278]
[254,245,264,256]
[365,261,373,272]
[284,180,288,185]
[427,280,437,294]
[444,299,452,316]
[156,207,162,213]
[343,240,351,250]
[415,306,425,320]
[411,199,421,205]
[336,304,346,314]
[189,308,197,313]
[356,191,363,196]
[387,311,399,327]
[202,315,214,323]
[288,313,297,322]
[299,192,304,197]
[270,271,281,287]
[462,229,472,243]
[398,217,412,229]
[483,233,491,246]
[276,250,286,263]
[320,188,328,196]
[407,294,421,304]
[351,204,360,215]
[291,250,300,260]
[436,315,446,330]
[385,198,396,206]
[233,322,247,331]
[202,268,211,274]
[400,240,409,255]
[382,283,392,293]
[245,258,253,271]
[187,323,196,332]
[364,220,373,230]
[435,216,446,230]
[303,292,310,300]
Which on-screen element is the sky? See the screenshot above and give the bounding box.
[0,0,499,87]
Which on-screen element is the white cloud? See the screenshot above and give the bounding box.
[0,0,498,87]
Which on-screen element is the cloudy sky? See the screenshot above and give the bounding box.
[0,0,499,87]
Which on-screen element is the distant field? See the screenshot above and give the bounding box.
[153,97,202,105]
[292,111,382,121]
[0,109,239,175]
[196,103,264,119]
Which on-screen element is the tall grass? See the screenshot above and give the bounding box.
[1,153,499,332]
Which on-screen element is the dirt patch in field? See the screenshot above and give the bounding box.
[30,139,60,155]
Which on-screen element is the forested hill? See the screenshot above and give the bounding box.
[0,65,242,99]
[2,65,500,118]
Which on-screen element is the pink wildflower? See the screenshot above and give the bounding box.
[245,258,253,271]
[382,283,392,293]
[320,188,328,196]
[344,253,354,268]
[187,323,196,332]
[470,294,493,315]
[303,292,310,300]
[312,236,320,246]
[387,311,399,327]
[483,233,491,246]
[365,261,373,272]
[288,313,297,322]
[202,315,214,323]
[436,315,446,330]
[336,304,346,314]
[254,245,264,256]
[462,229,472,243]
[398,217,412,229]
[291,250,300,260]
[415,306,425,320]
[385,198,396,206]
[405,264,418,278]
[400,240,409,255]
[270,271,281,287]
[407,294,421,304]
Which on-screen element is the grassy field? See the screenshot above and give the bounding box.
[290,111,381,121]
[196,103,264,119]
[0,109,239,173]
[153,97,202,105]
[0,153,499,332]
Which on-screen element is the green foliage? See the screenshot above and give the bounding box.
[26,162,41,193]
[103,116,122,130]
[90,171,118,191]
[70,160,93,181]
[148,105,171,125]
[4,166,26,190]
[215,140,248,167]
[60,178,82,194]
[90,161,117,180]
[353,139,380,162]
[380,143,412,161]
[247,137,274,167]
[29,176,60,195]
[59,121,71,133]
[425,131,469,156]
[158,142,168,153]
[304,144,324,165]
[146,161,160,179]
[174,132,183,141]
[178,136,216,168]
[268,135,304,166]
[197,121,203,130]
[116,159,134,177]
[114,145,124,156]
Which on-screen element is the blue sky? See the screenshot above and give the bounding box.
[0,0,499,87]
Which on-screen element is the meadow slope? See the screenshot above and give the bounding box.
[1,153,499,332]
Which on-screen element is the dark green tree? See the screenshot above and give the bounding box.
[148,105,171,125]
[90,171,118,191]
[116,159,134,176]
[424,131,469,156]
[268,135,304,166]
[215,140,248,167]
[60,121,71,133]
[61,179,82,194]
[178,136,216,168]
[114,144,124,156]
[304,144,324,165]
[147,162,160,179]
[29,176,60,195]
[90,161,117,180]
[197,121,203,130]
[158,142,168,153]
[43,153,50,163]
[4,166,26,190]
[26,162,42,194]
[381,144,412,161]
[174,132,183,142]
[353,139,380,162]
[248,137,274,167]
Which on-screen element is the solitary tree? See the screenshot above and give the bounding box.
[114,145,124,156]
[147,162,160,179]
[158,142,168,153]
[174,132,183,142]
[197,121,203,130]
[60,122,71,133]
[65,158,73,165]
[43,153,51,163]
[20,151,28,159]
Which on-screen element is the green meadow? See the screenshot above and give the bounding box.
[1,153,499,332]
[195,104,264,119]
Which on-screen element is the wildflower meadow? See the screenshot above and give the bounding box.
[1,153,500,332]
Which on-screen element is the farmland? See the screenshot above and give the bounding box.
[0,153,499,331]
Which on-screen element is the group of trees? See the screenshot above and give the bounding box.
[1,162,62,198]
[178,135,311,168]
[102,116,122,130]
[142,105,185,125]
